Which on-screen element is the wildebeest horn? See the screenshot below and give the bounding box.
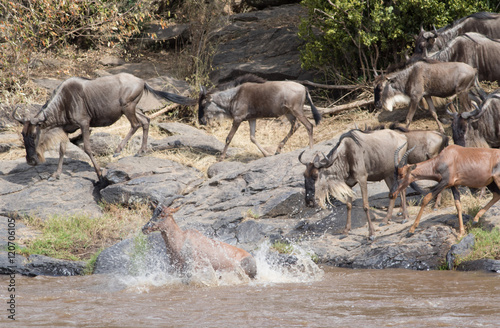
[432,25,438,36]
[394,142,407,166]
[298,150,308,165]
[445,101,456,116]
[461,101,482,119]
[12,106,25,124]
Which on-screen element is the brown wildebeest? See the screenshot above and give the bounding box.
[414,12,500,55]
[417,32,500,83]
[391,144,500,238]
[142,205,257,279]
[198,74,321,160]
[14,73,195,184]
[299,128,408,239]
[374,58,477,133]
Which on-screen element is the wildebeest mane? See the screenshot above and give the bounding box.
[325,129,363,158]
[387,57,442,74]
[214,74,267,92]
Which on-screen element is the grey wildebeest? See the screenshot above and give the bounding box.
[449,89,500,148]
[391,144,500,237]
[374,58,477,133]
[417,32,500,83]
[15,73,195,184]
[198,74,321,160]
[414,12,500,55]
[299,128,408,238]
[142,205,257,279]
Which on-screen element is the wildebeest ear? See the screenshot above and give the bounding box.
[30,118,41,125]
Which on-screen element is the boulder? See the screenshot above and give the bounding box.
[446,233,475,270]
[456,259,500,273]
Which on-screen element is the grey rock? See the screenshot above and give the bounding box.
[456,259,500,273]
[100,156,204,205]
[446,233,475,270]
[99,55,126,66]
[245,0,300,9]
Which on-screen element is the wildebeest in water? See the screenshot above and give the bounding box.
[198,74,322,160]
[14,73,196,185]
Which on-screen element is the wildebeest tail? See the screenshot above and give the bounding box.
[306,89,321,125]
[144,83,197,106]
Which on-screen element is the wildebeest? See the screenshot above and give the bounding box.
[14,73,195,184]
[391,144,500,237]
[417,32,500,83]
[299,128,408,238]
[198,74,321,160]
[414,12,500,55]
[449,89,500,148]
[142,205,257,279]
[374,58,477,133]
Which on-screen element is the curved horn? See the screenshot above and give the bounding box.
[298,150,308,165]
[461,101,482,119]
[398,145,416,168]
[12,106,25,124]
[445,101,456,116]
[394,142,407,166]
[432,24,438,36]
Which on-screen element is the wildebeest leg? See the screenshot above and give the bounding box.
[450,187,465,237]
[219,120,241,161]
[295,114,315,148]
[343,196,353,235]
[275,114,297,155]
[381,190,403,225]
[49,140,67,181]
[248,119,272,157]
[359,179,376,238]
[80,123,104,183]
[114,109,148,156]
[424,96,445,133]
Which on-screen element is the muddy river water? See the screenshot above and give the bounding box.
[1,246,500,328]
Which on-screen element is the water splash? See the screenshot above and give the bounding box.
[116,238,323,291]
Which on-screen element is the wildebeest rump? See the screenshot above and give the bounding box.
[15,73,195,183]
[142,205,257,279]
[374,58,476,133]
[417,32,500,83]
[414,12,500,55]
[198,74,322,160]
[299,128,408,238]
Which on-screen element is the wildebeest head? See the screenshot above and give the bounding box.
[142,205,179,234]
[13,107,45,166]
[390,144,415,199]
[447,101,483,147]
[414,26,438,55]
[373,75,410,112]
[299,151,335,207]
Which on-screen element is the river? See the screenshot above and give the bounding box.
[1,243,499,328]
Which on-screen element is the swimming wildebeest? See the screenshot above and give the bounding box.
[198,74,321,160]
[374,58,477,133]
[14,73,195,184]
[417,32,500,83]
[391,144,500,238]
[414,12,500,55]
[299,128,408,238]
[142,205,257,279]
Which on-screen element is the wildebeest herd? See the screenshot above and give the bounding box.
[12,11,500,277]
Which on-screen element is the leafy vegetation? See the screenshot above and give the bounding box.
[299,0,499,83]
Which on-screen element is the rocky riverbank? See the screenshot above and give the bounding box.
[1,3,499,276]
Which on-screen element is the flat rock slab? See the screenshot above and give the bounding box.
[151,122,241,156]
[0,158,102,219]
[100,156,204,205]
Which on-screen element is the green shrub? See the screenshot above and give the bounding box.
[299,0,498,83]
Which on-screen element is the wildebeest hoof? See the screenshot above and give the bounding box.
[405,232,414,238]
[338,235,348,240]
[113,152,121,157]
[379,222,387,227]
[401,219,407,224]
[472,220,480,226]
[368,235,375,242]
